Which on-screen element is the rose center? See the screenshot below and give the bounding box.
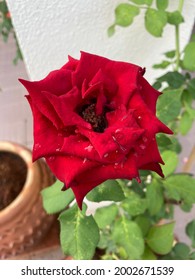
[81,103,107,133]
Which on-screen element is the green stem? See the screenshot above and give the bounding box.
[175,0,184,71]
[178,0,184,13]
[175,25,180,71]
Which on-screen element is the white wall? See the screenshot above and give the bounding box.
[6,0,195,83]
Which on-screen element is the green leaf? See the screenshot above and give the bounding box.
[0,2,8,13]
[178,111,193,135]
[167,137,182,154]
[129,0,146,4]
[181,89,193,107]
[112,216,144,259]
[157,71,185,88]
[142,245,157,260]
[164,50,176,58]
[107,24,115,37]
[156,134,172,149]
[153,60,170,69]
[87,180,125,202]
[97,231,110,250]
[115,4,140,27]
[190,252,195,260]
[180,202,192,212]
[156,88,182,124]
[129,0,153,5]
[121,191,148,216]
[59,204,99,259]
[146,222,175,254]
[152,81,162,90]
[167,11,184,25]
[172,243,190,259]
[94,204,118,229]
[183,42,195,71]
[144,0,153,5]
[190,33,195,42]
[41,180,74,214]
[161,150,179,177]
[163,243,190,259]
[187,78,195,99]
[127,178,146,197]
[163,174,195,205]
[145,8,167,37]
[135,215,151,237]
[156,0,168,11]
[186,220,195,248]
[146,180,164,215]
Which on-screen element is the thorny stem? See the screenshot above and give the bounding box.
[175,0,184,71]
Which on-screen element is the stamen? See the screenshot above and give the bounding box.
[81,103,107,133]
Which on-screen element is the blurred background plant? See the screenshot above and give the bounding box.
[37,0,195,260]
[0,0,22,64]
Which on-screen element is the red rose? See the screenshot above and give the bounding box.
[20,52,172,208]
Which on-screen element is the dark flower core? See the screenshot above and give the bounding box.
[80,103,107,133]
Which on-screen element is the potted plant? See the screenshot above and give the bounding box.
[0,141,55,259]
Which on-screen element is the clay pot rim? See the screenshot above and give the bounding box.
[0,141,39,221]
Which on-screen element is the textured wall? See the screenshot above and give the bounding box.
[6,0,195,82]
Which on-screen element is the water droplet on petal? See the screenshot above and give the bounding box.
[116,150,119,154]
[114,130,123,141]
[142,136,148,143]
[134,152,138,157]
[83,158,88,164]
[104,153,109,158]
[112,135,126,152]
[84,144,93,152]
[137,116,142,120]
[56,147,61,152]
[34,143,41,150]
[48,156,55,162]
[139,144,146,150]
[58,132,63,137]
[121,115,128,121]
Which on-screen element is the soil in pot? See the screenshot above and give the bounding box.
[0,151,27,211]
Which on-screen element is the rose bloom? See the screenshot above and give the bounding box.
[20,52,172,208]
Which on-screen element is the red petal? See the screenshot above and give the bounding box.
[41,88,91,129]
[140,162,164,178]
[129,91,172,135]
[45,155,99,187]
[136,137,164,166]
[61,55,79,71]
[26,96,64,161]
[73,51,141,105]
[139,76,161,114]
[71,154,139,209]
[19,68,72,96]
[22,81,62,129]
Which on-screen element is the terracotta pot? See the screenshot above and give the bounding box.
[0,141,55,259]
